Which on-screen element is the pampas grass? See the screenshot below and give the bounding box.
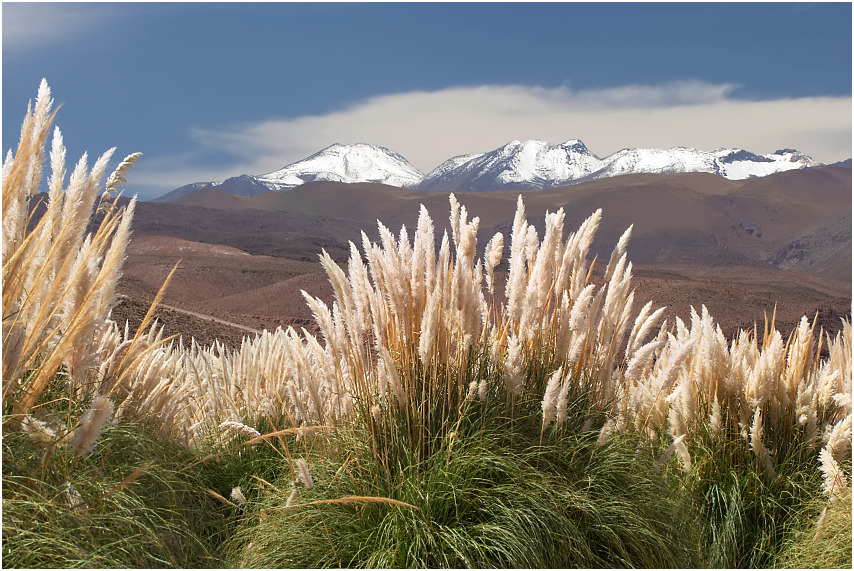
[70,395,114,457]
[224,409,701,569]
[3,79,140,423]
[4,81,850,568]
[774,486,852,569]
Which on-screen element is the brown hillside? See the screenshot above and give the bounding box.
[167,168,851,277]
[118,168,850,349]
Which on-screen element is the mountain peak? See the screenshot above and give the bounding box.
[562,139,594,154]
[158,138,822,200]
[256,142,424,191]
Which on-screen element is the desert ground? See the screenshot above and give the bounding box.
[113,167,851,351]
[114,234,850,351]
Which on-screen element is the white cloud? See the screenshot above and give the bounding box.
[192,82,851,170]
[2,3,114,51]
[136,81,851,198]
[2,2,175,53]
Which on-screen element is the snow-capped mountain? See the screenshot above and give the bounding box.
[417,139,603,191]
[417,140,818,192]
[257,143,423,191]
[591,147,816,182]
[157,139,821,201]
[154,143,424,202]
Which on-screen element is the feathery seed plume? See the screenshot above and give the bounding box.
[819,447,848,506]
[554,377,572,426]
[503,335,524,396]
[541,367,563,429]
[478,379,487,402]
[71,395,114,457]
[674,435,692,472]
[21,414,57,446]
[296,458,314,489]
[231,486,247,505]
[595,419,612,448]
[286,489,299,507]
[708,394,723,437]
[749,408,777,479]
[655,433,687,471]
[219,420,262,439]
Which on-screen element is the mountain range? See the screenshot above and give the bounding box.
[155,139,820,201]
[126,164,850,347]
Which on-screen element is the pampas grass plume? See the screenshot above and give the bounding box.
[21,415,57,446]
[674,436,692,472]
[819,447,848,506]
[296,458,314,489]
[655,433,686,471]
[750,408,777,479]
[219,420,262,439]
[595,419,612,448]
[478,379,487,402]
[71,395,113,457]
[708,394,723,438]
[541,367,562,429]
[231,486,247,505]
[286,488,299,507]
[503,335,524,396]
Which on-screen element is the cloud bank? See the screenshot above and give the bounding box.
[134,81,851,196]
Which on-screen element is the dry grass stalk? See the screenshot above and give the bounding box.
[296,458,314,489]
[273,495,419,511]
[206,487,239,508]
[70,395,114,457]
[8,85,846,501]
[3,80,140,425]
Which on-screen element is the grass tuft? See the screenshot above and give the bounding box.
[225,399,702,569]
[2,410,228,568]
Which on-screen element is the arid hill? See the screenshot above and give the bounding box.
[115,167,851,349]
[171,166,851,281]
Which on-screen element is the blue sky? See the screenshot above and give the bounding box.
[3,2,852,200]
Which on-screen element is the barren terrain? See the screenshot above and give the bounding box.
[114,167,851,350]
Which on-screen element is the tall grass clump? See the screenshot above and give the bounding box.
[5,81,849,568]
[775,485,852,569]
[2,394,228,567]
[610,306,851,566]
[217,196,703,567]
[224,398,701,568]
[293,194,647,474]
[2,81,230,568]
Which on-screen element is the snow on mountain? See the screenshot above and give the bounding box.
[158,139,822,200]
[715,149,817,179]
[256,143,424,191]
[418,139,605,191]
[419,141,819,192]
[591,147,815,181]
